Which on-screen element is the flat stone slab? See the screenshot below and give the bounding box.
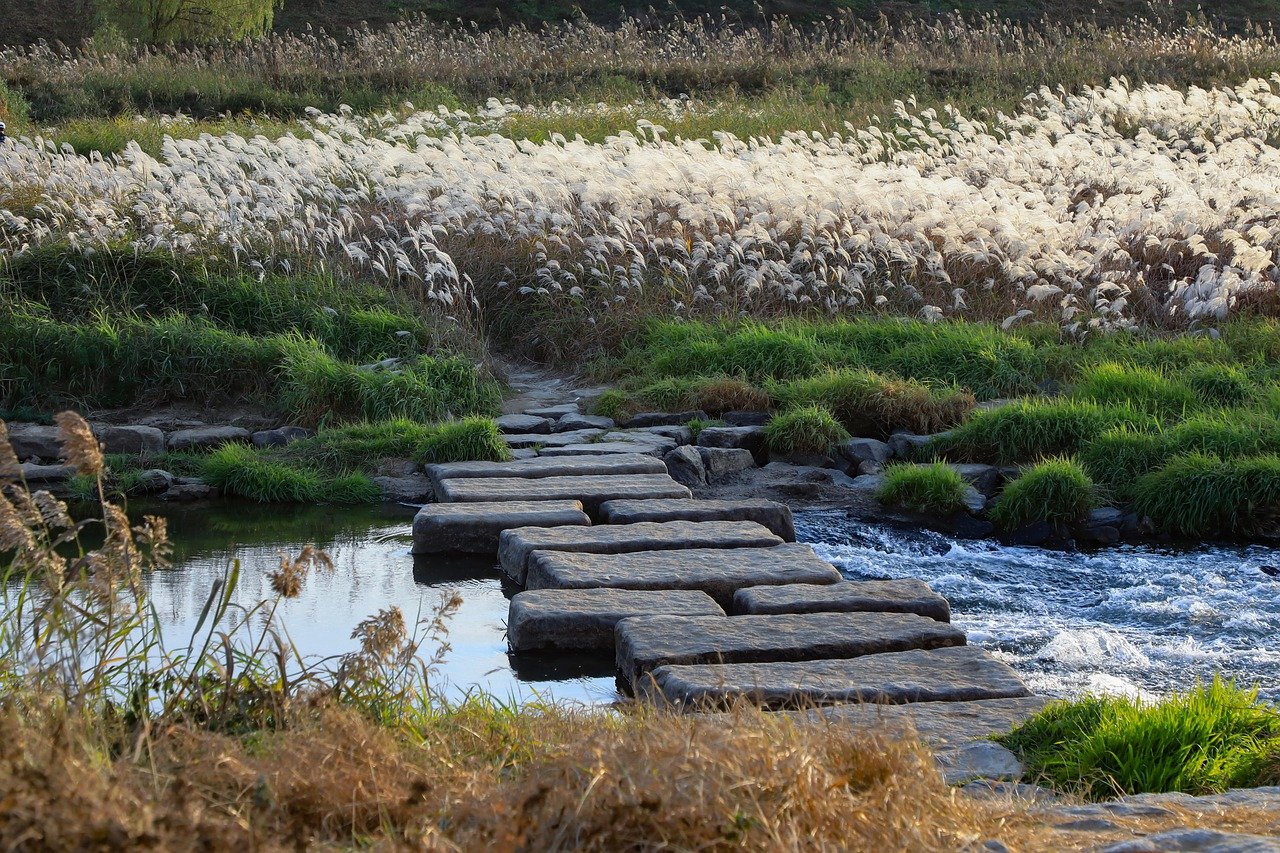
[496,413,552,434]
[502,429,604,449]
[639,645,1033,709]
[538,442,669,458]
[524,542,840,608]
[616,611,965,687]
[436,474,691,516]
[499,520,784,585]
[411,500,590,555]
[733,579,951,622]
[425,453,665,492]
[507,588,724,652]
[524,403,580,419]
[599,498,796,542]
[795,695,1049,748]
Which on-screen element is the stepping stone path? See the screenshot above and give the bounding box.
[411,390,1040,742]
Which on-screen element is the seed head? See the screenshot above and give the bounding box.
[0,421,20,481]
[55,412,103,477]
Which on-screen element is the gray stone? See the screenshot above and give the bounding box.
[556,414,615,432]
[770,451,837,469]
[425,453,665,492]
[640,645,1033,709]
[538,442,671,458]
[510,448,538,460]
[496,413,553,434]
[626,425,694,444]
[847,473,886,495]
[663,446,706,488]
[1100,829,1280,853]
[507,588,724,652]
[525,542,841,609]
[1089,507,1125,527]
[435,473,691,516]
[167,426,251,451]
[251,426,314,448]
[412,500,590,555]
[524,403,580,419]
[600,431,682,452]
[962,485,986,514]
[623,411,707,428]
[92,424,166,456]
[839,437,892,466]
[18,462,73,482]
[500,520,785,585]
[130,469,174,495]
[734,579,952,622]
[616,610,965,687]
[723,411,770,426]
[696,426,767,462]
[936,741,1025,785]
[888,431,949,459]
[372,474,435,503]
[1008,521,1053,546]
[161,482,220,501]
[502,428,605,449]
[1080,525,1120,545]
[5,424,62,461]
[950,463,1001,496]
[797,696,1049,748]
[857,460,884,476]
[696,447,756,482]
[599,498,795,541]
[962,781,1057,802]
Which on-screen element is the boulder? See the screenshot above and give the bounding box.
[556,413,615,432]
[696,425,767,464]
[507,588,724,652]
[168,426,251,451]
[93,424,166,456]
[496,413,553,434]
[887,431,948,459]
[161,482,220,501]
[839,437,892,466]
[856,460,884,476]
[961,485,987,514]
[5,424,63,461]
[623,411,708,428]
[252,426,314,448]
[626,424,694,444]
[722,411,770,426]
[18,462,73,482]
[936,741,1027,785]
[524,403,579,419]
[1079,525,1120,546]
[663,446,707,488]
[130,469,174,495]
[1088,507,1125,527]
[697,447,756,482]
[950,463,1001,496]
[770,451,837,469]
[372,474,435,503]
[1008,521,1053,547]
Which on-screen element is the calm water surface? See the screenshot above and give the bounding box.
[139,502,1280,703]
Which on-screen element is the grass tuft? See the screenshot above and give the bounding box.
[1072,362,1196,420]
[988,456,1096,530]
[764,405,850,455]
[1132,452,1280,537]
[876,462,969,515]
[415,417,511,465]
[931,400,1156,464]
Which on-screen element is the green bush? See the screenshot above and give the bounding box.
[1072,362,1196,420]
[763,405,850,455]
[416,417,511,464]
[1132,452,1280,537]
[999,679,1280,799]
[875,462,969,515]
[931,399,1156,464]
[988,457,1096,530]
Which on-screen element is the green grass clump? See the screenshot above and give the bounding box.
[633,377,700,412]
[1132,452,1280,537]
[1186,363,1256,407]
[988,457,1096,530]
[931,399,1156,464]
[771,370,974,439]
[1072,362,1196,420]
[764,405,850,456]
[1079,427,1170,501]
[591,390,633,422]
[415,417,511,465]
[201,442,380,504]
[875,462,969,515]
[999,678,1280,799]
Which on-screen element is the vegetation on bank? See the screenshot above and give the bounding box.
[1000,680,1280,799]
[876,462,968,515]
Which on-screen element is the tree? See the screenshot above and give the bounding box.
[104,0,280,42]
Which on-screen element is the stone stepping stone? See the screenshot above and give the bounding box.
[525,403,580,419]
[496,413,552,434]
[615,611,966,688]
[638,645,1033,709]
[502,429,604,450]
[507,588,724,652]
[523,542,840,607]
[426,453,665,493]
[437,474,691,517]
[538,442,671,458]
[794,696,1049,749]
[411,500,590,555]
[599,498,796,542]
[499,520,784,585]
[733,579,951,622]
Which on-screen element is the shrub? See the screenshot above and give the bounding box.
[875,463,968,515]
[416,417,511,464]
[988,457,1096,530]
[764,405,850,455]
[1186,363,1255,407]
[771,370,973,439]
[1132,452,1280,537]
[1166,411,1280,459]
[1072,362,1196,420]
[999,679,1280,799]
[931,400,1156,463]
[294,420,440,469]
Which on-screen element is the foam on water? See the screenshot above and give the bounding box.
[795,509,1280,700]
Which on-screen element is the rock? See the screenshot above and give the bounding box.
[1008,521,1053,547]
[510,448,538,460]
[735,579,951,621]
[92,424,166,456]
[1080,525,1120,546]
[524,403,580,419]
[798,695,1049,748]
[556,413,615,432]
[847,473,886,495]
[616,610,965,688]
[950,463,1001,496]
[425,453,665,492]
[435,473,692,517]
[640,645,1033,709]
[1099,829,1280,853]
[887,431,949,459]
[599,498,796,541]
[962,781,1057,802]
[696,426,767,464]
[130,469,174,495]
[501,428,605,449]
[622,411,707,428]
[496,413,553,434]
[5,424,63,461]
[961,485,987,514]
[161,482,220,501]
[167,426,251,451]
[1088,507,1125,527]
[625,424,693,443]
[412,500,590,555]
[697,447,756,482]
[18,462,74,482]
[538,442,671,458]
[945,513,997,539]
[839,437,892,466]
[499,520,785,585]
[594,432,679,456]
[856,460,884,476]
[935,741,1025,785]
[770,451,837,469]
[663,446,707,488]
[526,542,842,609]
[722,411,770,426]
[507,588,724,652]
[372,474,435,503]
[251,426,314,448]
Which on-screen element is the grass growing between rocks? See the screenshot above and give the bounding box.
[988,457,1097,531]
[1000,679,1280,799]
[876,462,968,515]
[764,405,850,456]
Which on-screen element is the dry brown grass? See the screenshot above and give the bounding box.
[696,378,773,416]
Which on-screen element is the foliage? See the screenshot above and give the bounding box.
[763,405,850,456]
[1072,362,1196,420]
[415,417,510,465]
[876,462,969,515]
[771,370,974,439]
[1131,452,1280,537]
[200,442,380,503]
[1000,679,1280,799]
[931,400,1156,464]
[988,457,1096,530]
[103,0,277,42]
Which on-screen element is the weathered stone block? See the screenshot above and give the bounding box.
[425,453,665,492]
[599,498,795,541]
[733,579,951,622]
[412,500,590,554]
[168,426,251,451]
[507,588,724,652]
[435,474,691,516]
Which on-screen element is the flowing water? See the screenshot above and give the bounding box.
[122,502,1280,704]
